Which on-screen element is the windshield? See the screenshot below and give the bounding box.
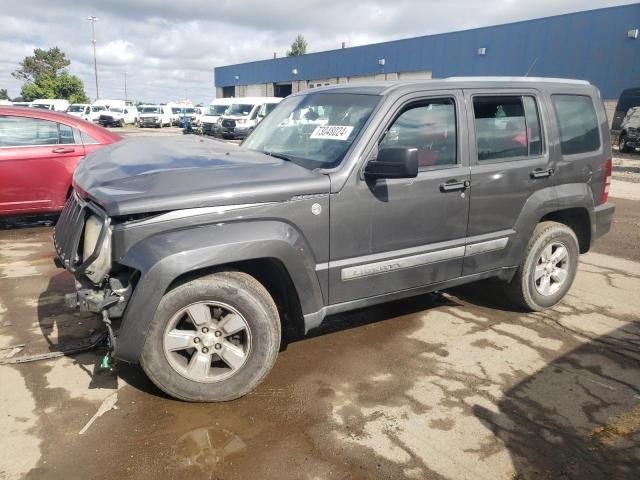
[171,107,181,114]
[32,104,50,109]
[242,93,379,169]
[207,105,228,116]
[92,106,105,112]
[183,108,196,114]
[67,105,85,112]
[623,107,640,128]
[110,108,123,113]
[227,104,254,116]
[141,107,161,114]
[259,103,278,117]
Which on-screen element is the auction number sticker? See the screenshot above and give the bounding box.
[310,125,354,141]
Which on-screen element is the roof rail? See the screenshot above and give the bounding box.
[445,76,591,85]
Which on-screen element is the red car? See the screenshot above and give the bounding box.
[0,106,121,215]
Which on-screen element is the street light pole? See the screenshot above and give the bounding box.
[88,16,99,100]
[124,71,128,103]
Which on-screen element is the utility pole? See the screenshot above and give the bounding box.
[124,71,128,102]
[88,16,99,99]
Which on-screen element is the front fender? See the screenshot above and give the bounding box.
[113,220,324,362]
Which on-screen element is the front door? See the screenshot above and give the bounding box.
[462,89,556,276]
[328,91,470,304]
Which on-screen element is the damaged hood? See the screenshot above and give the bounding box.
[73,136,330,216]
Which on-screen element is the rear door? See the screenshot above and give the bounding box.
[0,115,85,214]
[462,89,555,275]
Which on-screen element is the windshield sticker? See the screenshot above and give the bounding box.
[310,125,354,141]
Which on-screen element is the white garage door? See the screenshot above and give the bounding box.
[245,84,264,96]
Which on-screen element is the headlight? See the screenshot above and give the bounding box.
[237,118,247,124]
[83,215,112,284]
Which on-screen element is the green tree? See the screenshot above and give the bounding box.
[12,47,89,103]
[0,89,9,100]
[286,35,307,56]
[12,47,70,83]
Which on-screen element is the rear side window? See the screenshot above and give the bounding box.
[0,116,61,146]
[473,96,542,161]
[552,95,600,155]
[58,123,75,144]
[380,98,457,168]
[80,131,100,145]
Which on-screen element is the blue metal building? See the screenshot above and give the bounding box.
[214,3,640,103]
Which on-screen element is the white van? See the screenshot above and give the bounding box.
[99,106,138,127]
[217,97,282,139]
[31,99,70,111]
[201,98,234,135]
[66,104,92,120]
[138,105,172,128]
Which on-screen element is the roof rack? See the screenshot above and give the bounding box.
[445,76,590,85]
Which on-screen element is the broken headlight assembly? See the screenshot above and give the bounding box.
[82,215,112,284]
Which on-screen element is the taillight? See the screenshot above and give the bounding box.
[602,158,612,204]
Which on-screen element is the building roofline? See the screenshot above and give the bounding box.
[216,3,635,70]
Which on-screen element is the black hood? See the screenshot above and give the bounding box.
[74,136,330,216]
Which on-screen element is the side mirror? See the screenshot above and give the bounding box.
[364,147,419,180]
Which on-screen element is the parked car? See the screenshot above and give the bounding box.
[138,105,172,128]
[31,99,70,112]
[611,87,640,146]
[53,78,614,402]
[617,106,640,153]
[201,98,233,135]
[217,97,282,139]
[98,105,138,127]
[87,104,107,123]
[0,106,120,215]
[11,102,31,107]
[66,104,92,120]
[176,107,202,128]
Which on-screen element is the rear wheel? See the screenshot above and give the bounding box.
[140,271,281,402]
[505,221,579,311]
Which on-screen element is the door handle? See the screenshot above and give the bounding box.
[52,147,75,154]
[440,179,470,192]
[531,168,554,179]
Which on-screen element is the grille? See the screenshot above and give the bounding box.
[53,195,87,270]
[222,119,236,128]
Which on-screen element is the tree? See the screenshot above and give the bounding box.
[12,47,70,83]
[12,47,89,103]
[286,35,307,56]
[0,89,9,100]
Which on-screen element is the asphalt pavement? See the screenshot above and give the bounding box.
[0,173,639,480]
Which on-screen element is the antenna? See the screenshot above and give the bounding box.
[524,58,538,77]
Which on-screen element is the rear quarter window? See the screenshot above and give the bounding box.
[552,95,600,155]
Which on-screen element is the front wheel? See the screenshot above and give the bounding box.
[140,271,281,402]
[505,221,579,311]
[619,135,632,153]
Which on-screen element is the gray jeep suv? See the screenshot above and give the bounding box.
[53,78,615,401]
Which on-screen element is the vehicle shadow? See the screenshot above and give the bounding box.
[36,271,116,391]
[472,322,640,479]
[0,214,59,230]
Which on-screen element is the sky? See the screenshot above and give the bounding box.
[1,0,635,105]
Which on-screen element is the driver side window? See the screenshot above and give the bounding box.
[380,99,457,169]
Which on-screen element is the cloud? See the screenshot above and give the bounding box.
[0,0,633,104]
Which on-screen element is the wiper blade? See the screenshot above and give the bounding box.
[263,150,293,162]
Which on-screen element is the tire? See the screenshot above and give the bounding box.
[118,119,124,128]
[505,221,579,311]
[140,271,281,402]
[619,135,632,153]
